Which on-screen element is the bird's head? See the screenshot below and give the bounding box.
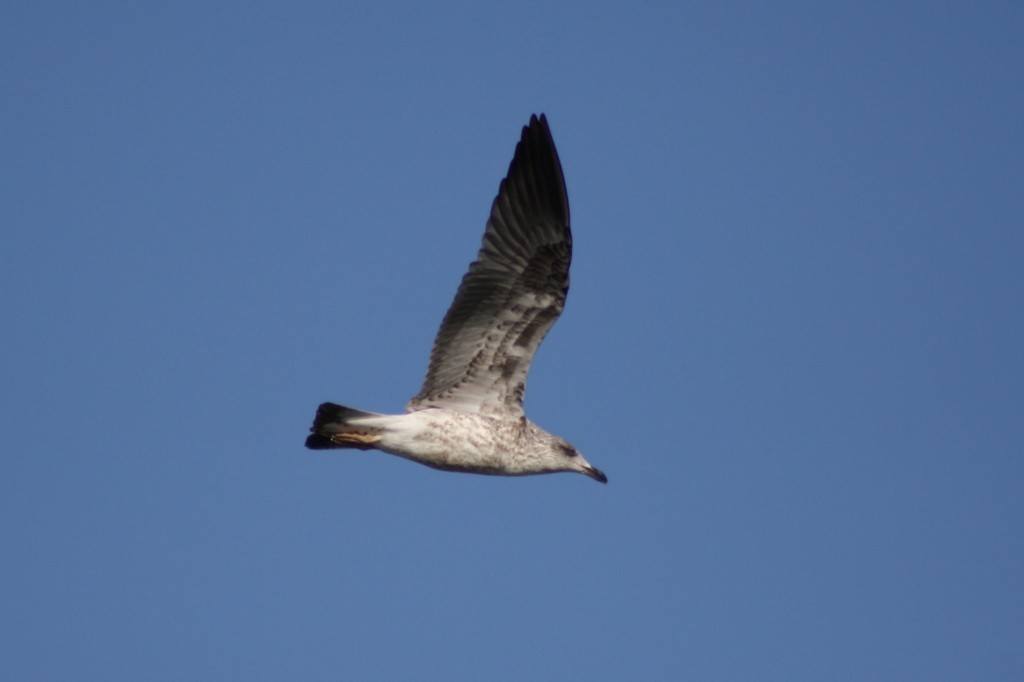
[551,438,607,484]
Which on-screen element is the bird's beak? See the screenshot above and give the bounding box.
[582,464,608,484]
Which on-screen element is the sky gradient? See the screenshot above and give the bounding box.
[3,2,1022,680]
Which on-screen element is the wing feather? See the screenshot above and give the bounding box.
[407,114,570,416]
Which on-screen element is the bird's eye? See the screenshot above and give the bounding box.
[560,444,578,458]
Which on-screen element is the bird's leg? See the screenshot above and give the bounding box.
[330,431,382,446]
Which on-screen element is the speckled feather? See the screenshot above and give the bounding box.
[407,114,571,418]
[305,115,606,483]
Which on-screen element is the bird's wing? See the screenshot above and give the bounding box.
[407,114,571,417]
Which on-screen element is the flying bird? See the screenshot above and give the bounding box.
[305,114,606,484]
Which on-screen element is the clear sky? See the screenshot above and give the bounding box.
[3,2,1022,680]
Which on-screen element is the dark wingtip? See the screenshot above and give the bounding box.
[506,111,568,233]
[525,112,552,142]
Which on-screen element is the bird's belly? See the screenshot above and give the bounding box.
[374,410,521,474]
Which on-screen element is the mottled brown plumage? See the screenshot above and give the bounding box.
[305,115,605,484]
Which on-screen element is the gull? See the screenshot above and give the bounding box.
[305,114,606,484]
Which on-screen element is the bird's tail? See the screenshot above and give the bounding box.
[305,402,384,450]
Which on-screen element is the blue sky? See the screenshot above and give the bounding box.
[3,2,1022,679]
